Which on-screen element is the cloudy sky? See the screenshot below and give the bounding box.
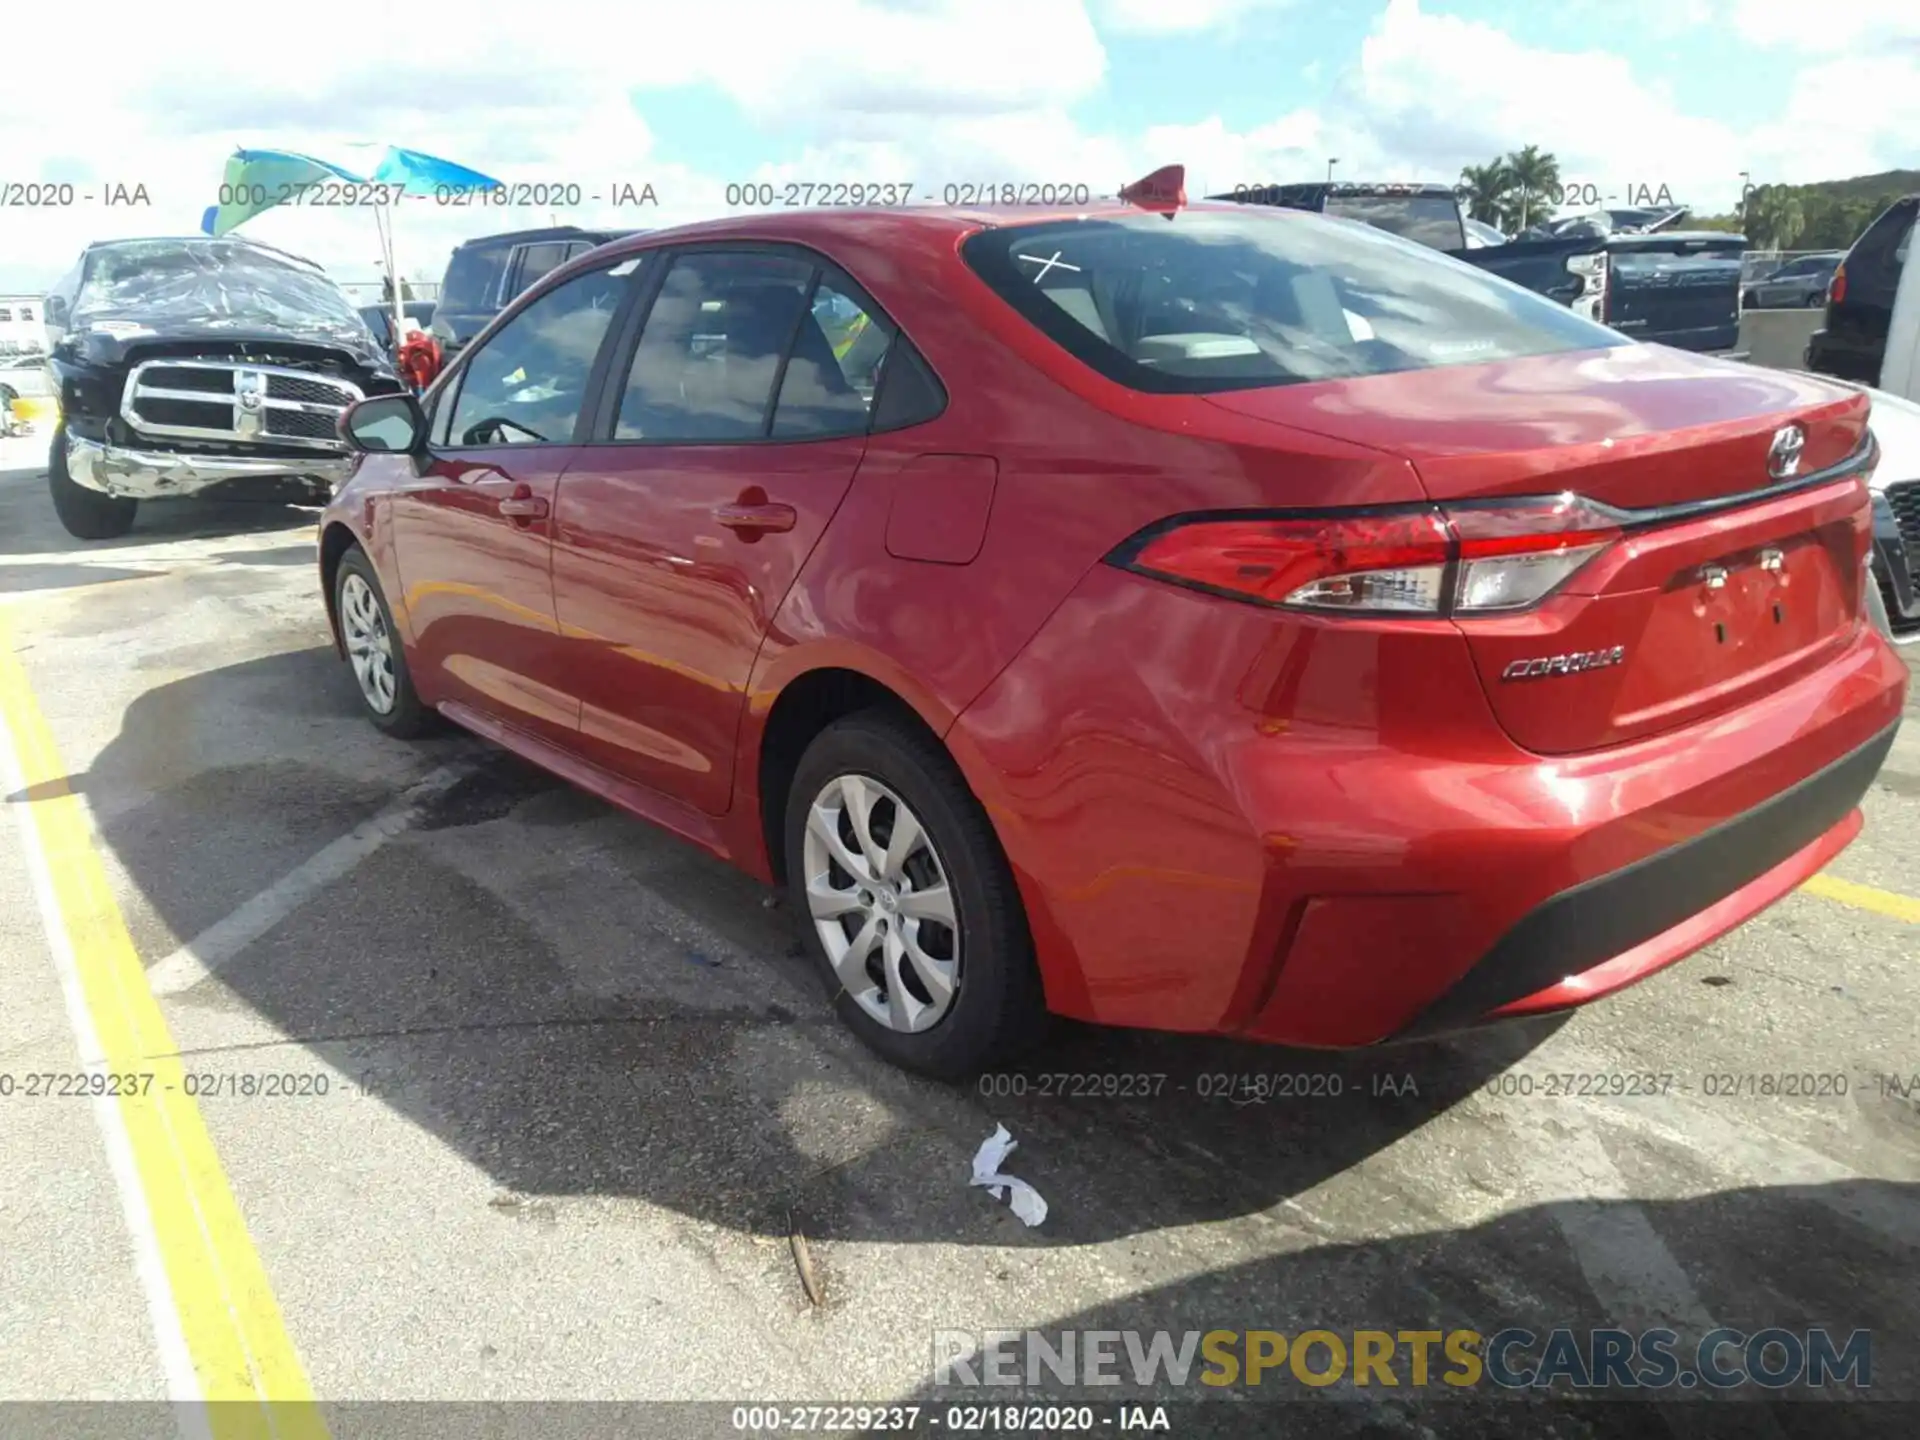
[1,0,1915,294]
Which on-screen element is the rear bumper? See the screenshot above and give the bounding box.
[1397,723,1894,1037]
[66,434,349,502]
[1233,627,1906,1046]
[950,563,1909,1045]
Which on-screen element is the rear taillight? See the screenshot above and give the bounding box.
[1565,252,1609,324]
[1115,495,1627,617]
[1829,263,1847,306]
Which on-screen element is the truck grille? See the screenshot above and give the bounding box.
[121,361,362,451]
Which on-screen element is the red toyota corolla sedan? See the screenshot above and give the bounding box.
[318,192,1908,1078]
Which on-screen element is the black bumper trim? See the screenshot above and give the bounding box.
[1400,721,1900,1038]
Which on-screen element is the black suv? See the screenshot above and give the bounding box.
[1806,195,1917,383]
[430,226,638,358]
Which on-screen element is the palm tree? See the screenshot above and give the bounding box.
[1743,184,1805,250]
[1504,145,1562,231]
[1457,161,1515,226]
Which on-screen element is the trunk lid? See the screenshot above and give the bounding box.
[1205,347,1876,753]
[1601,234,1747,353]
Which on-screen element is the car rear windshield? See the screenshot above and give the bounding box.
[1321,193,1465,250]
[961,211,1628,394]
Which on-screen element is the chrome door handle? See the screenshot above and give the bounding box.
[498,489,548,520]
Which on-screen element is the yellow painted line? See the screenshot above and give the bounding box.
[0,609,327,1439]
[1802,872,1920,924]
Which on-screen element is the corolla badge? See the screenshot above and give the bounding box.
[1767,423,1806,480]
[1501,646,1627,681]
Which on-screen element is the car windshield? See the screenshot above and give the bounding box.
[962,210,1627,394]
[74,240,365,334]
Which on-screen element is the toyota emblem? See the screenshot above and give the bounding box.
[1767,424,1806,480]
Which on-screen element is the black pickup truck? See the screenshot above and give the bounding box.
[1216,182,1747,354]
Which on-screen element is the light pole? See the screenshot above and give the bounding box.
[1326,157,1339,185]
[1737,171,1751,233]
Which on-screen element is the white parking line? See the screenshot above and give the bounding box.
[0,694,212,1440]
[146,764,471,997]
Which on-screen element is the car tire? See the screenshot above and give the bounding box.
[784,710,1047,1080]
[334,545,438,738]
[48,425,138,540]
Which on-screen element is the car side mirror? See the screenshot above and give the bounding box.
[43,296,68,325]
[340,392,427,454]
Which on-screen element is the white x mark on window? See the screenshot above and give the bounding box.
[1014,251,1082,283]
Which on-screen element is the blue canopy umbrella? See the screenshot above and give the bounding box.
[202,145,503,338]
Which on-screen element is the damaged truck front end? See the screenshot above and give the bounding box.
[45,237,404,540]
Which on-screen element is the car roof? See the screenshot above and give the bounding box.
[450,225,630,251]
[578,198,1286,259]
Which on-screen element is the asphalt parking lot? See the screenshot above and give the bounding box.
[1,430,1918,1438]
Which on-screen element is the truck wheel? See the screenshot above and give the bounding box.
[48,426,138,540]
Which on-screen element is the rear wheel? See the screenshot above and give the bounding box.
[784,712,1046,1079]
[335,546,437,737]
[48,425,138,540]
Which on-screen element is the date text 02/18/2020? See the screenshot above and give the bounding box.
[724,182,1096,208]
[432,182,661,207]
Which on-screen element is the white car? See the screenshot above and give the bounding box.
[1861,385,1920,643]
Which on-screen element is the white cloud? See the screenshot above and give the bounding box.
[1341,0,1918,212]
[1097,0,1296,34]
[1,0,1914,296]
[1718,0,1920,54]
[0,0,1109,291]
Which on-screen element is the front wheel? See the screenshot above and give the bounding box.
[334,546,438,737]
[785,712,1047,1080]
[48,425,138,540]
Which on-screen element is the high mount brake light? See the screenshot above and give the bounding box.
[1116,495,1627,616]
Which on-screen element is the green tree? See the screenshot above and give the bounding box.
[1504,145,1562,230]
[1743,183,1805,250]
[1458,160,1515,226]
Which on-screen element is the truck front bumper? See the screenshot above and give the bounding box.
[66,434,352,502]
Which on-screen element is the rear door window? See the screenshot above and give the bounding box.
[962,211,1626,394]
[441,244,510,314]
[771,278,893,438]
[613,250,815,442]
[509,243,573,299]
[1848,201,1917,301]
